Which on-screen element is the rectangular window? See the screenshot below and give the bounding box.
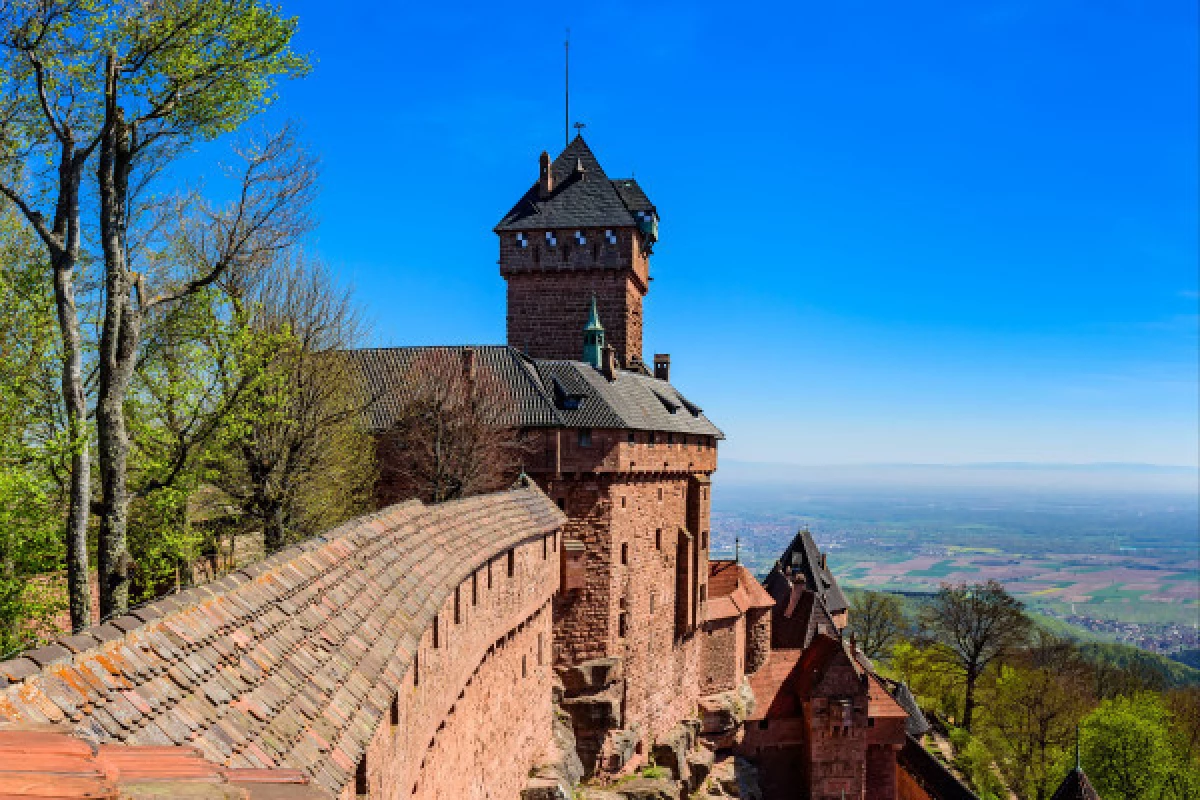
[619,612,629,638]
[454,587,462,624]
[507,549,515,578]
[472,572,478,605]
[487,559,493,589]
[578,429,592,447]
[355,755,368,796]
[414,651,420,686]
[556,497,566,511]
[628,432,636,443]
[538,632,544,665]
[391,695,399,727]
[432,615,439,649]
[655,529,662,550]
[543,535,548,560]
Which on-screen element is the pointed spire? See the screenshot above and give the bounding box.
[582,296,605,368]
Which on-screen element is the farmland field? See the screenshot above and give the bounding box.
[710,462,1199,653]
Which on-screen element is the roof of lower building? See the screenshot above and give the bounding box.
[764,529,849,615]
[346,345,723,438]
[495,136,656,232]
[898,734,981,800]
[706,560,776,621]
[0,725,324,799]
[0,486,564,797]
[1049,768,1101,800]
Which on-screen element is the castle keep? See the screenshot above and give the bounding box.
[0,137,979,800]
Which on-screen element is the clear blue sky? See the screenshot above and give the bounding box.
[254,0,1198,466]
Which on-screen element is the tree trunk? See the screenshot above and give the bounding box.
[963,668,978,732]
[47,147,92,632]
[96,80,139,618]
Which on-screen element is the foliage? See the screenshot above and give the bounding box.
[0,210,67,651]
[948,728,1007,800]
[1076,693,1200,800]
[919,580,1032,731]
[847,589,906,660]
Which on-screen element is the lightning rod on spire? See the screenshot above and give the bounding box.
[564,29,570,148]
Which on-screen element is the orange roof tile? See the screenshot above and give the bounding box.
[0,486,564,798]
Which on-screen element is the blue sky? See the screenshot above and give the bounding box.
[251,0,1197,466]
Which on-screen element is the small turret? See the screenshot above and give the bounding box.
[583,296,605,369]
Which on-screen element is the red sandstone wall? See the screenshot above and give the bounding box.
[745,609,771,675]
[701,616,744,694]
[345,532,559,799]
[527,428,719,477]
[897,764,934,800]
[499,227,649,365]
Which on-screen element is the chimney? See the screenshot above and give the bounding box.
[653,353,670,382]
[601,344,618,382]
[462,348,477,383]
[538,151,554,198]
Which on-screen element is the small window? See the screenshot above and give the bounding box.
[619,612,630,638]
[543,535,548,560]
[578,429,592,447]
[454,587,461,624]
[758,720,769,731]
[621,496,627,509]
[621,543,629,565]
[538,632,544,666]
[868,717,875,728]
[472,572,478,605]
[414,651,420,686]
[522,655,528,678]
[650,592,656,614]
[657,487,663,501]
[556,497,565,511]
[701,531,708,549]
[391,695,399,727]
[648,433,655,447]
[655,529,662,550]
[667,433,674,446]
[628,432,636,443]
[507,549,515,578]
[432,615,440,648]
[487,559,493,589]
[700,584,707,603]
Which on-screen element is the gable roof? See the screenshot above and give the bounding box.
[0,487,564,797]
[706,560,776,621]
[1050,768,1101,800]
[495,136,655,232]
[769,529,848,615]
[346,345,723,438]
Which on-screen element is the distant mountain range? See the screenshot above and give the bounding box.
[715,460,1200,495]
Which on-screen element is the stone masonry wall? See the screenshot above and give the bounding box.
[499,225,649,365]
[746,609,771,675]
[346,531,559,799]
[701,616,744,695]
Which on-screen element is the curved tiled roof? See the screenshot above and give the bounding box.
[0,487,564,796]
[347,345,723,438]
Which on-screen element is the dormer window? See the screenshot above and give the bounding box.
[516,232,528,249]
[654,391,680,414]
[545,232,557,247]
[605,230,618,245]
[574,231,586,245]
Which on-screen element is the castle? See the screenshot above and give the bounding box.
[0,136,995,800]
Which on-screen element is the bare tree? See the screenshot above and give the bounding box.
[378,351,523,505]
[847,590,906,661]
[919,580,1031,731]
[211,254,375,553]
[0,1,104,630]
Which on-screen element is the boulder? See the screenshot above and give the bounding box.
[562,681,624,731]
[613,777,682,800]
[558,656,624,696]
[686,746,715,792]
[698,681,755,735]
[599,725,641,773]
[552,706,585,785]
[651,723,694,783]
[521,777,571,800]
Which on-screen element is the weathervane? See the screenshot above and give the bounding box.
[574,121,586,137]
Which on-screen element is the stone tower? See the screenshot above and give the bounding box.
[495,136,658,366]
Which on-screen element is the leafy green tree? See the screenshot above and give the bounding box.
[0,209,68,650]
[920,580,1031,731]
[91,0,310,617]
[892,639,967,723]
[1079,693,1176,800]
[847,590,906,661]
[988,631,1093,800]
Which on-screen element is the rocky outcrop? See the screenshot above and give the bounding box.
[698,680,756,750]
[651,722,699,784]
[703,756,764,800]
[558,656,627,775]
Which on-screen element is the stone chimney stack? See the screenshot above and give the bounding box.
[654,354,671,382]
[602,345,618,382]
[538,151,554,198]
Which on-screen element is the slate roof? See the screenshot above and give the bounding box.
[1049,768,1101,800]
[765,529,848,615]
[0,487,564,797]
[0,725,323,799]
[495,136,656,232]
[889,680,931,737]
[345,345,723,438]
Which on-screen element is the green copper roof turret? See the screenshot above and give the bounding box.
[583,296,605,369]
